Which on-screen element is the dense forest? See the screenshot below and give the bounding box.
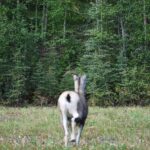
[0,0,150,106]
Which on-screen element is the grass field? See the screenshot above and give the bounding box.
[0,106,149,150]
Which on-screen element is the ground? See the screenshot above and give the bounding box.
[0,106,149,150]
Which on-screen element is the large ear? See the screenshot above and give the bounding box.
[73,74,78,80]
[81,74,86,80]
[73,74,79,93]
[79,74,87,94]
[80,74,87,83]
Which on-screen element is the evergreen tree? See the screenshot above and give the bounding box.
[0,0,149,106]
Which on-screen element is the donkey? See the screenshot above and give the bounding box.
[58,74,88,146]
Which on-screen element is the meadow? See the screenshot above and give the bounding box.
[0,106,149,150]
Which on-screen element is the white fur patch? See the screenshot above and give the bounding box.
[58,91,80,118]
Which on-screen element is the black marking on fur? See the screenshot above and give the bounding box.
[70,139,76,142]
[67,116,72,122]
[66,94,71,102]
[75,117,85,125]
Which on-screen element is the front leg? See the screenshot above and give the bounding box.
[76,125,83,145]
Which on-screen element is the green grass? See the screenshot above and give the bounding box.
[0,106,149,150]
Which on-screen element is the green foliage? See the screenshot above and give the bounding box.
[0,0,150,106]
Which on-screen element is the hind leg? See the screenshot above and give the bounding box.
[70,118,76,142]
[62,113,69,147]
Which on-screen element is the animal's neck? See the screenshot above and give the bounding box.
[79,92,86,102]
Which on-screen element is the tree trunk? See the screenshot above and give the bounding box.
[41,1,48,39]
[95,0,99,30]
[63,7,67,39]
[143,0,147,50]
[41,2,45,38]
[44,2,48,36]
[16,0,20,19]
[35,0,38,34]
[100,0,103,34]
[120,18,126,56]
